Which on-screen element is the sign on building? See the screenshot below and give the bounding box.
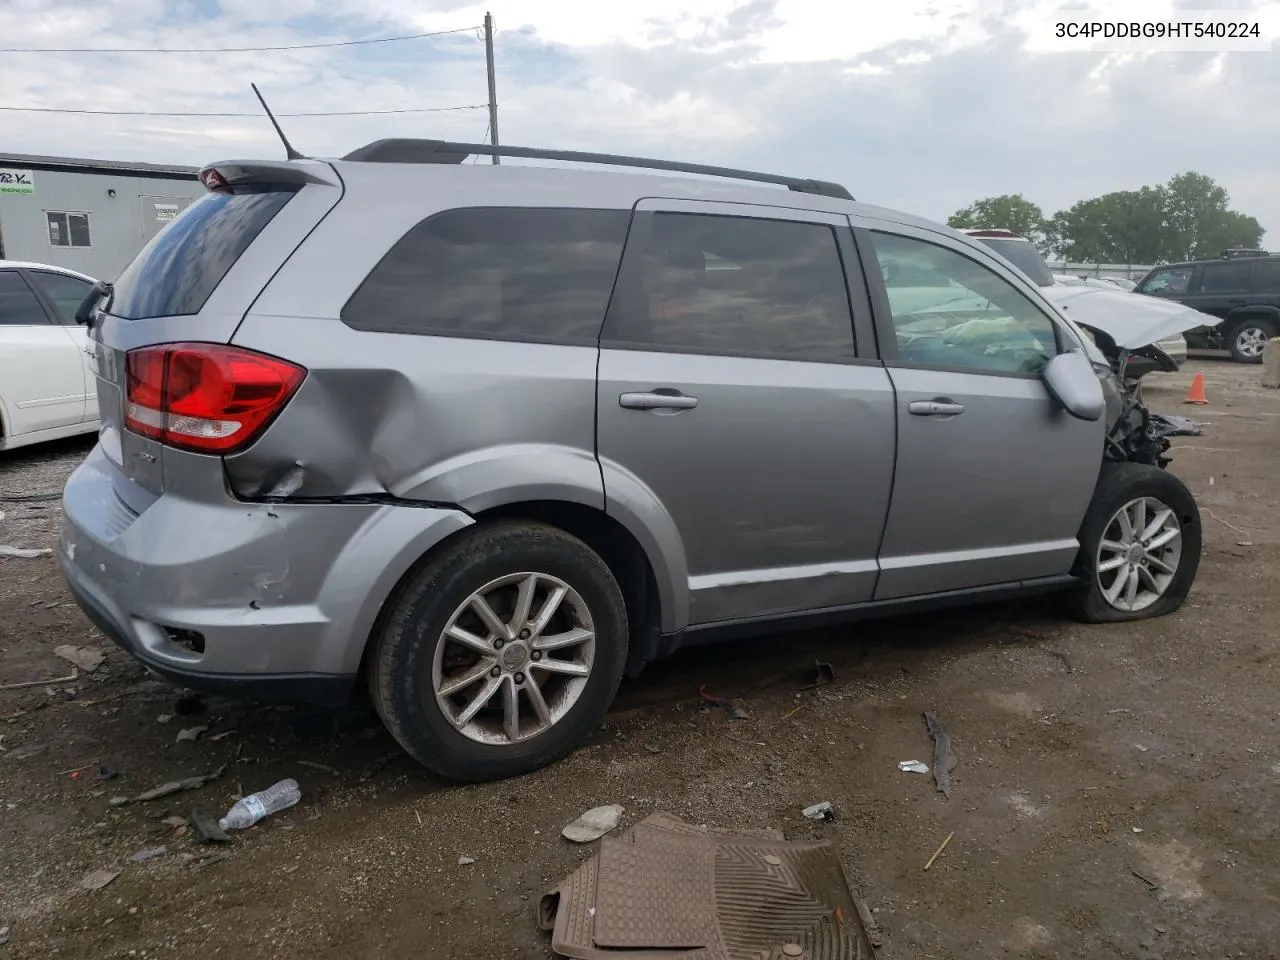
[0,169,35,194]
[153,202,179,222]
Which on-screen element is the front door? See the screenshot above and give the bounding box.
[0,270,86,436]
[857,223,1106,599]
[27,269,99,422]
[596,200,896,627]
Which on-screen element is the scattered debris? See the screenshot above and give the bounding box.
[108,796,129,808]
[1205,508,1247,535]
[97,765,118,782]
[643,744,661,755]
[195,853,231,869]
[1107,708,1133,715]
[541,812,875,958]
[923,711,954,799]
[176,725,208,743]
[189,810,229,844]
[1238,541,1254,547]
[1132,870,1160,891]
[457,855,476,866]
[174,696,207,716]
[0,671,77,692]
[0,922,8,946]
[801,660,837,690]
[162,816,188,829]
[131,846,168,863]
[209,731,236,742]
[219,778,301,830]
[156,715,173,725]
[562,804,625,843]
[1132,827,1144,834]
[1134,744,1149,753]
[133,764,227,802]
[802,801,836,822]
[79,869,120,891]
[698,684,750,720]
[898,760,930,774]
[58,760,99,776]
[53,646,105,674]
[298,760,341,777]
[923,831,956,871]
[1043,648,1074,673]
[0,546,52,559]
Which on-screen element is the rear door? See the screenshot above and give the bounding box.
[858,221,1105,599]
[1182,259,1252,322]
[596,199,896,626]
[27,269,99,423]
[89,163,342,501]
[0,270,86,436]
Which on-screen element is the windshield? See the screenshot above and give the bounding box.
[974,237,1055,288]
[110,185,297,320]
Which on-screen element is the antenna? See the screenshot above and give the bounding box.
[250,83,306,161]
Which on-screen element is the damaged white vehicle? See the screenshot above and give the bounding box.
[960,228,1212,373]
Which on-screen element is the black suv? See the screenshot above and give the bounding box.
[1134,250,1280,363]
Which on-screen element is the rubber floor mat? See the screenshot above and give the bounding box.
[540,812,871,960]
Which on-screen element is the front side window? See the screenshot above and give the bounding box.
[602,212,856,361]
[342,207,631,343]
[0,272,49,325]
[1139,267,1193,296]
[870,232,1058,375]
[1198,261,1251,293]
[47,212,92,248]
[30,271,93,324]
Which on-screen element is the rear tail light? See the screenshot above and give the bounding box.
[125,343,305,454]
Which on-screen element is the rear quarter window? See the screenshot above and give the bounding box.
[341,207,632,344]
[110,186,298,320]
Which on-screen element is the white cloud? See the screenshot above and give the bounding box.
[1,0,1277,239]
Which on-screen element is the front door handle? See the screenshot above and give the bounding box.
[619,391,699,411]
[909,399,965,417]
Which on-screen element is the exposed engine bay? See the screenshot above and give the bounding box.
[1085,325,1204,469]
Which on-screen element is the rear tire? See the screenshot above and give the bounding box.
[1226,317,1276,364]
[370,521,628,782]
[1065,462,1201,623]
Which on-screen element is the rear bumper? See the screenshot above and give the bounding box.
[59,445,473,703]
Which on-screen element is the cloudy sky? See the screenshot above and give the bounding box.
[3,0,1278,239]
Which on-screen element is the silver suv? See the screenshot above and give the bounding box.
[61,139,1202,781]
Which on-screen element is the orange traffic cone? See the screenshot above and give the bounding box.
[1183,372,1208,405]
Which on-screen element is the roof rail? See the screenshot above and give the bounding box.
[1220,248,1273,259]
[339,138,854,201]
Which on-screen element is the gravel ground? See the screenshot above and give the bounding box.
[1,358,1277,960]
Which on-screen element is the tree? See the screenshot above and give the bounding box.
[947,194,1047,244]
[1048,187,1167,266]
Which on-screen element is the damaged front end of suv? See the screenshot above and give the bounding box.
[1085,324,1204,469]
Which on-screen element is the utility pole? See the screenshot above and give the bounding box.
[484,11,500,165]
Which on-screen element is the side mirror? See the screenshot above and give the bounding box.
[1042,349,1105,421]
[75,280,112,327]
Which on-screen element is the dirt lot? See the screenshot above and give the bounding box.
[1,358,1277,960]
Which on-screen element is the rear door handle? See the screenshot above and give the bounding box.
[909,399,965,417]
[619,391,699,411]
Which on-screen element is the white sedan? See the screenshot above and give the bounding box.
[0,260,101,451]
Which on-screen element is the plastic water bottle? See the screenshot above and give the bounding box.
[218,778,301,831]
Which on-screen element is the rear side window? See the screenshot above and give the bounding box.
[0,272,48,325]
[1197,261,1251,293]
[110,186,297,320]
[342,208,631,344]
[30,270,93,324]
[1252,259,1280,293]
[600,212,856,361]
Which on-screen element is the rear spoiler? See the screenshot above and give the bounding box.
[198,159,338,191]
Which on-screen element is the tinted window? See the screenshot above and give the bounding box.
[111,186,297,320]
[0,272,48,326]
[47,212,92,248]
[602,212,855,361]
[972,237,1055,287]
[1138,267,1193,296]
[1198,261,1251,293]
[30,271,93,324]
[1251,259,1280,294]
[870,232,1057,375]
[342,208,630,343]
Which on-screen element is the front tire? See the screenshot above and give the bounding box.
[1065,462,1201,623]
[1226,317,1277,364]
[370,522,628,781]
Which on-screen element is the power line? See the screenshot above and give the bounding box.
[0,103,488,118]
[0,25,479,55]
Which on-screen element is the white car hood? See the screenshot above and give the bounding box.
[1039,283,1209,349]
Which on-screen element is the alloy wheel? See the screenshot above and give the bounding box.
[1096,496,1183,612]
